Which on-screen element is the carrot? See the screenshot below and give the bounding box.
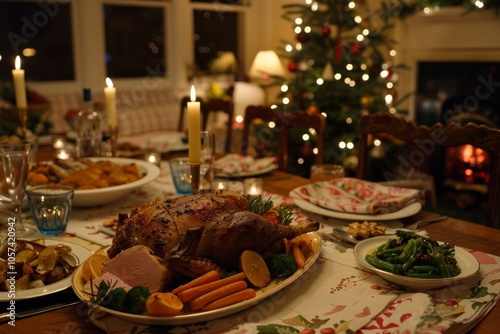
[203,288,257,311]
[177,272,246,302]
[189,280,248,311]
[292,244,305,269]
[171,270,220,294]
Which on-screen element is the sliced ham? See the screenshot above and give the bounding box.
[103,245,172,293]
[83,271,132,294]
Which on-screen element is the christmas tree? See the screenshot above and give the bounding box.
[277,0,404,176]
[273,0,497,177]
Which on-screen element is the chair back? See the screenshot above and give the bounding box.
[242,105,326,171]
[178,96,234,153]
[201,99,234,154]
[357,112,500,228]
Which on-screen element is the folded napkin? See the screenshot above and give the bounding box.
[290,177,424,214]
[214,154,276,175]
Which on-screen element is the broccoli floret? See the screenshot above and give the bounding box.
[101,288,127,312]
[266,254,297,279]
[125,286,150,314]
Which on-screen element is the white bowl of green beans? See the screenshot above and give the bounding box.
[354,233,480,290]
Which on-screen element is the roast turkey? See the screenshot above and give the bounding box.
[107,190,319,278]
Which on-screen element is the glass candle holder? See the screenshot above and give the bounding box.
[144,149,161,166]
[244,178,263,196]
[52,136,66,150]
[213,179,228,190]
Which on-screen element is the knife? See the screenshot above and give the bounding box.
[0,290,81,323]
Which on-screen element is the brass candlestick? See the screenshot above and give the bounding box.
[110,126,118,157]
[17,107,28,140]
[190,163,201,194]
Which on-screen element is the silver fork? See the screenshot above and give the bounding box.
[385,215,448,234]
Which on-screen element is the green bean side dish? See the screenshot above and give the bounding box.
[365,231,461,279]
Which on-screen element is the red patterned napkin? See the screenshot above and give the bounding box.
[290,177,424,214]
[214,154,276,175]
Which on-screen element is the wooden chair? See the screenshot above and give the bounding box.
[242,105,326,172]
[178,97,234,153]
[357,112,500,228]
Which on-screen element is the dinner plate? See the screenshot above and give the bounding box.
[72,231,322,326]
[0,239,93,301]
[148,133,188,153]
[354,235,480,290]
[291,196,422,221]
[72,157,160,207]
[216,164,277,178]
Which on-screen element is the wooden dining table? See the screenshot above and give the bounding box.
[1,169,500,334]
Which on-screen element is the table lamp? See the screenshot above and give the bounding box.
[248,50,286,105]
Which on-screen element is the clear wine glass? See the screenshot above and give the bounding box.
[0,142,36,237]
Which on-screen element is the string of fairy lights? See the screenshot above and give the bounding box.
[274,0,493,168]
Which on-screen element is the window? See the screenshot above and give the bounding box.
[0,1,74,82]
[193,9,239,75]
[103,4,166,79]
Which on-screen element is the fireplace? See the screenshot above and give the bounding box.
[395,8,500,218]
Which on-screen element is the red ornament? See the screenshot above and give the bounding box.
[297,31,308,43]
[351,42,365,56]
[288,61,297,73]
[322,24,330,37]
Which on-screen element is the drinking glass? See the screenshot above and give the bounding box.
[310,164,345,182]
[200,130,215,190]
[0,142,36,237]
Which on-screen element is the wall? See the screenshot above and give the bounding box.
[394,7,500,118]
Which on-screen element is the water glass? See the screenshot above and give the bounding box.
[0,141,36,236]
[27,185,74,235]
[169,157,192,195]
[310,164,345,182]
[200,130,215,191]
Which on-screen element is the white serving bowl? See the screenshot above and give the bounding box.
[354,235,480,290]
[72,157,160,207]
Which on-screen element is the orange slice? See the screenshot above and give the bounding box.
[81,252,110,282]
[239,250,271,288]
[146,292,184,316]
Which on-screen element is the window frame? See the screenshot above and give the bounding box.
[24,0,254,95]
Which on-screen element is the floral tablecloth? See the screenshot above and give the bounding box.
[57,163,500,334]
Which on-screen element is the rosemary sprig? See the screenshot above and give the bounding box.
[275,205,293,226]
[89,279,117,307]
[246,195,274,216]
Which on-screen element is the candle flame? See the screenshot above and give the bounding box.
[190,85,196,102]
[106,77,114,88]
[15,56,21,70]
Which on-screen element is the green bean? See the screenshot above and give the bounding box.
[398,239,416,264]
[365,234,460,280]
[407,265,439,273]
[365,254,402,274]
[430,250,451,278]
[404,272,443,279]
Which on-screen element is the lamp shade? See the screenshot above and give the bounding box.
[248,50,286,78]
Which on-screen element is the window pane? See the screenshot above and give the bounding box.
[103,5,166,78]
[194,9,238,74]
[0,1,74,82]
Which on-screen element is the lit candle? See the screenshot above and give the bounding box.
[187,85,201,164]
[104,77,117,128]
[12,56,27,109]
[244,178,263,196]
[56,149,70,160]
